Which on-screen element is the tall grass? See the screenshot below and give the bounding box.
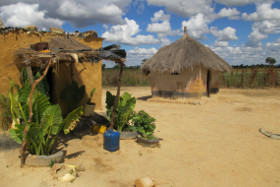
[102,69,150,86]
[220,67,280,88]
[103,68,280,88]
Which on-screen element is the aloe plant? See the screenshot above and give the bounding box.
[9,79,83,155]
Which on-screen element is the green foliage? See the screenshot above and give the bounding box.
[131,110,156,139]
[87,88,96,104]
[60,81,85,112]
[265,57,277,66]
[21,67,49,98]
[105,91,136,132]
[8,79,83,155]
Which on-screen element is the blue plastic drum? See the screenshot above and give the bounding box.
[103,129,120,152]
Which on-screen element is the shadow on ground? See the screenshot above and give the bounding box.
[137,95,152,101]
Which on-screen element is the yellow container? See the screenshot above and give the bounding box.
[92,125,107,134]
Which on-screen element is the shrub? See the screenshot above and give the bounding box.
[131,110,156,139]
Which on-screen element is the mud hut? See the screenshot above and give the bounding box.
[142,27,232,98]
[15,36,126,116]
[0,26,103,109]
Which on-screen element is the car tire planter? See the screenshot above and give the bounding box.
[136,135,162,147]
[25,151,64,167]
[119,131,138,140]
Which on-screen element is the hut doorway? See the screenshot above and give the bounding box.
[207,70,211,97]
[46,67,54,103]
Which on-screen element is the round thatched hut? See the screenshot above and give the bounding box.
[141,27,232,98]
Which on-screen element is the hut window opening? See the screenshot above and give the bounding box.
[171,72,179,75]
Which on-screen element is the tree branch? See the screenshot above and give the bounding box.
[20,59,52,168]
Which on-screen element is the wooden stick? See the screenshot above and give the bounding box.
[20,59,51,168]
[110,62,124,130]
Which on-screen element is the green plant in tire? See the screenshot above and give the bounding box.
[105,91,136,132]
[131,110,156,139]
[9,79,83,155]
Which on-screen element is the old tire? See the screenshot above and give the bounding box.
[25,151,64,167]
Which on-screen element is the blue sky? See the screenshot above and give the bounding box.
[1,0,280,67]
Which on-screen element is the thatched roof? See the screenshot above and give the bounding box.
[15,36,126,68]
[142,29,232,74]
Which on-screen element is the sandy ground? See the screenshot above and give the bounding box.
[1,87,280,187]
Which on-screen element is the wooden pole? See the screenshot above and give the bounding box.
[20,59,51,168]
[110,61,124,130]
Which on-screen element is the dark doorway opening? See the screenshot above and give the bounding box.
[46,67,54,103]
[207,70,211,97]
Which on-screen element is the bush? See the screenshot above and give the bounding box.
[131,110,156,139]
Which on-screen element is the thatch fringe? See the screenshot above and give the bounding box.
[15,37,126,69]
[142,35,232,74]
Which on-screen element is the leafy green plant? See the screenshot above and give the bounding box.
[105,91,136,132]
[9,79,83,155]
[131,110,156,139]
[87,88,96,104]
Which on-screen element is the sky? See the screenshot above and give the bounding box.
[0,0,280,67]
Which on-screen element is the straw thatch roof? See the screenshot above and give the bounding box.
[15,36,126,68]
[142,29,232,74]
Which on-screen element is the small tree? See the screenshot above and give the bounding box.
[265,57,277,66]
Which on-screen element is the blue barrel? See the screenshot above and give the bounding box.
[103,129,120,152]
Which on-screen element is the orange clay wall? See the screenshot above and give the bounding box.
[0,30,103,110]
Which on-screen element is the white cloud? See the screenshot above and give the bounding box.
[182,13,210,40]
[151,10,170,22]
[147,21,172,34]
[101,18,160,45]
[242,3,280,21]
[211,26,238,41]
[243,2,280,47]
[125,47,158,66]
[0,3,63,30]
[214,0,256,6]
[146,10,180,36]
[213,41,229,47]
[147,0,214,17]
[159,37,171,46]
[210,43,280,66]
[128,47,158,55]
[38,0,131,27]
[217,8,240,19]
[266,38,280,52]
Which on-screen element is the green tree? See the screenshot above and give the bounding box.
[265,57,277,66]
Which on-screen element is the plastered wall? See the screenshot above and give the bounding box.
[0,30,103,110]
[150,67,220,97]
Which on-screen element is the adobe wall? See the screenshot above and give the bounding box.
[150,67,221,98]
[0,30,103,110]
[150,67,206,97]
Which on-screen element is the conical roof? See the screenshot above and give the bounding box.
[142,28,232,74]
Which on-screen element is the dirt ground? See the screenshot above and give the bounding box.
[1,87,280,187]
